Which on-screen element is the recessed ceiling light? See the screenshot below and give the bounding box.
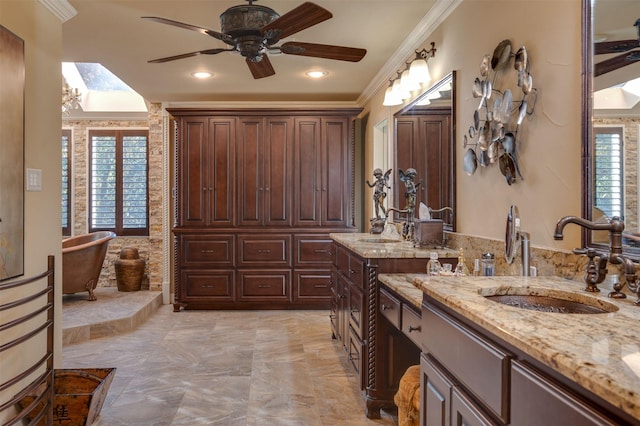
[191,71,213,79]
[306,71,328,79]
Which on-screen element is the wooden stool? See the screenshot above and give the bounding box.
[394,365,421,426]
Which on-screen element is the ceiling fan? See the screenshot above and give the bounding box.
[594,18,640,76]
[142,0,367,79]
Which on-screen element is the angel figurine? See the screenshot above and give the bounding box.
[366,168,392,219]
[399,168,420,213]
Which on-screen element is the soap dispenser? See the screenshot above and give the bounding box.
[454,248,470,276]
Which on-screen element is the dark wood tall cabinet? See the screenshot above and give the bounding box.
[395,108,454,224]
[170,108,361,311]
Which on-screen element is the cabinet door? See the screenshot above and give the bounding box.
[450,387,495,426]
[237,117,263,226]
[421,354,452,426]
[321,117,350,226]
[237,117,291,226]
[294,117,322,226]
[264,117,291,226]
[180,117,208,226]
[208,118,235,226]
[394,112,452,220]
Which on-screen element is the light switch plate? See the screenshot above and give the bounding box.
[26,168,42,191]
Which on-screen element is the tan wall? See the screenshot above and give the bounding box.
[63,103,165,291]
[361,0,584,252]
[0,0,65,376]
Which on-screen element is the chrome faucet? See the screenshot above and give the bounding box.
[554,215,640,304]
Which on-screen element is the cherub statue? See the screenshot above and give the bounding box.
[399,168,420,213]
[366,168,392,219]
[398,168,421,240]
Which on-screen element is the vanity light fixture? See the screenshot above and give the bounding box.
[191,71,213,79]
[382,80,402,106]
[305,70,328,79]
[382,42,437,107]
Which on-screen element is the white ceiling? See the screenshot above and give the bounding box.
[62,0,441,105]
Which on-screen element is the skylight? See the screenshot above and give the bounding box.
[62,62,147,113]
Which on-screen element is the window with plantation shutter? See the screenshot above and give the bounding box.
[593,127,623,220]
[62,129,72,236]
[89,129,149,236]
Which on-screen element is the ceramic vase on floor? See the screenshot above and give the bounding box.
[115,247,145,292]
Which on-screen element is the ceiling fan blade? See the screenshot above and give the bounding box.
[142,16,233,44]
[246,56,275,79]
[261,2,332,41]
[594,50,640,76]
[148,48,231,64]
[281,42,366,62]
[595,39,640,55]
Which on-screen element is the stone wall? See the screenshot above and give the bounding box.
[62,103,164,291]
[593,117,639,232]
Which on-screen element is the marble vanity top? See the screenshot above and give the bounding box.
[330,232,458,259]
[378,273,640,420]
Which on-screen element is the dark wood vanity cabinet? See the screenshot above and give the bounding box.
[421,298,634,426]
[170,109,360,310]
[330,241,454,419]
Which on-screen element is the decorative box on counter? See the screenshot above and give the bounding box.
[413,219,445,248]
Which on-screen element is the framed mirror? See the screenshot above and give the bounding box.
[393,71,456,231]
[583,0,640,258]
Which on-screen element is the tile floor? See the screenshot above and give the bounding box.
[62,295,397,425]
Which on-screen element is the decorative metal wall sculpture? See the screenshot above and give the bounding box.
[463,39,538,185]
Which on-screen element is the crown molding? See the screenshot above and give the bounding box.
[357,0,462,107]
[38,0,77,23]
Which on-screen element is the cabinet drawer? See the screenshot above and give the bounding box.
[238,270,291,301]
[294,270,331,299]
[349,283,364,338]
[423,302,511,423]
[347,256,364,287]
[237,234,291,267]
[401,304,422,348]
[336,246,350,275]
[182,270,234,301]
[511,361,617,425]
[180,234,234,267]
[294,236,333,267]
[379,287,401,328]
[348,326,365,390]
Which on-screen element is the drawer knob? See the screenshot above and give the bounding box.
[381,304,391,311]
[258,284,271,288]
[201,285,215,288]
[314,284,328,288]
[408,325,421,333]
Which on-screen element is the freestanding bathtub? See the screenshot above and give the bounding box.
[62,231,116,301]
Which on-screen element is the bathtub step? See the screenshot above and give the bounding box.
[62,288,162,345]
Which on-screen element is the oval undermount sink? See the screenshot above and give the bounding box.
[479,287,619,314]
[358,238,400,244]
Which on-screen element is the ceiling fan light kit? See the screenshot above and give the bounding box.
[142,0,366,79]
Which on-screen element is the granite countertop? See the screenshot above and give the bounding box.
[378,273,640,420]
[330,232,458,259]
